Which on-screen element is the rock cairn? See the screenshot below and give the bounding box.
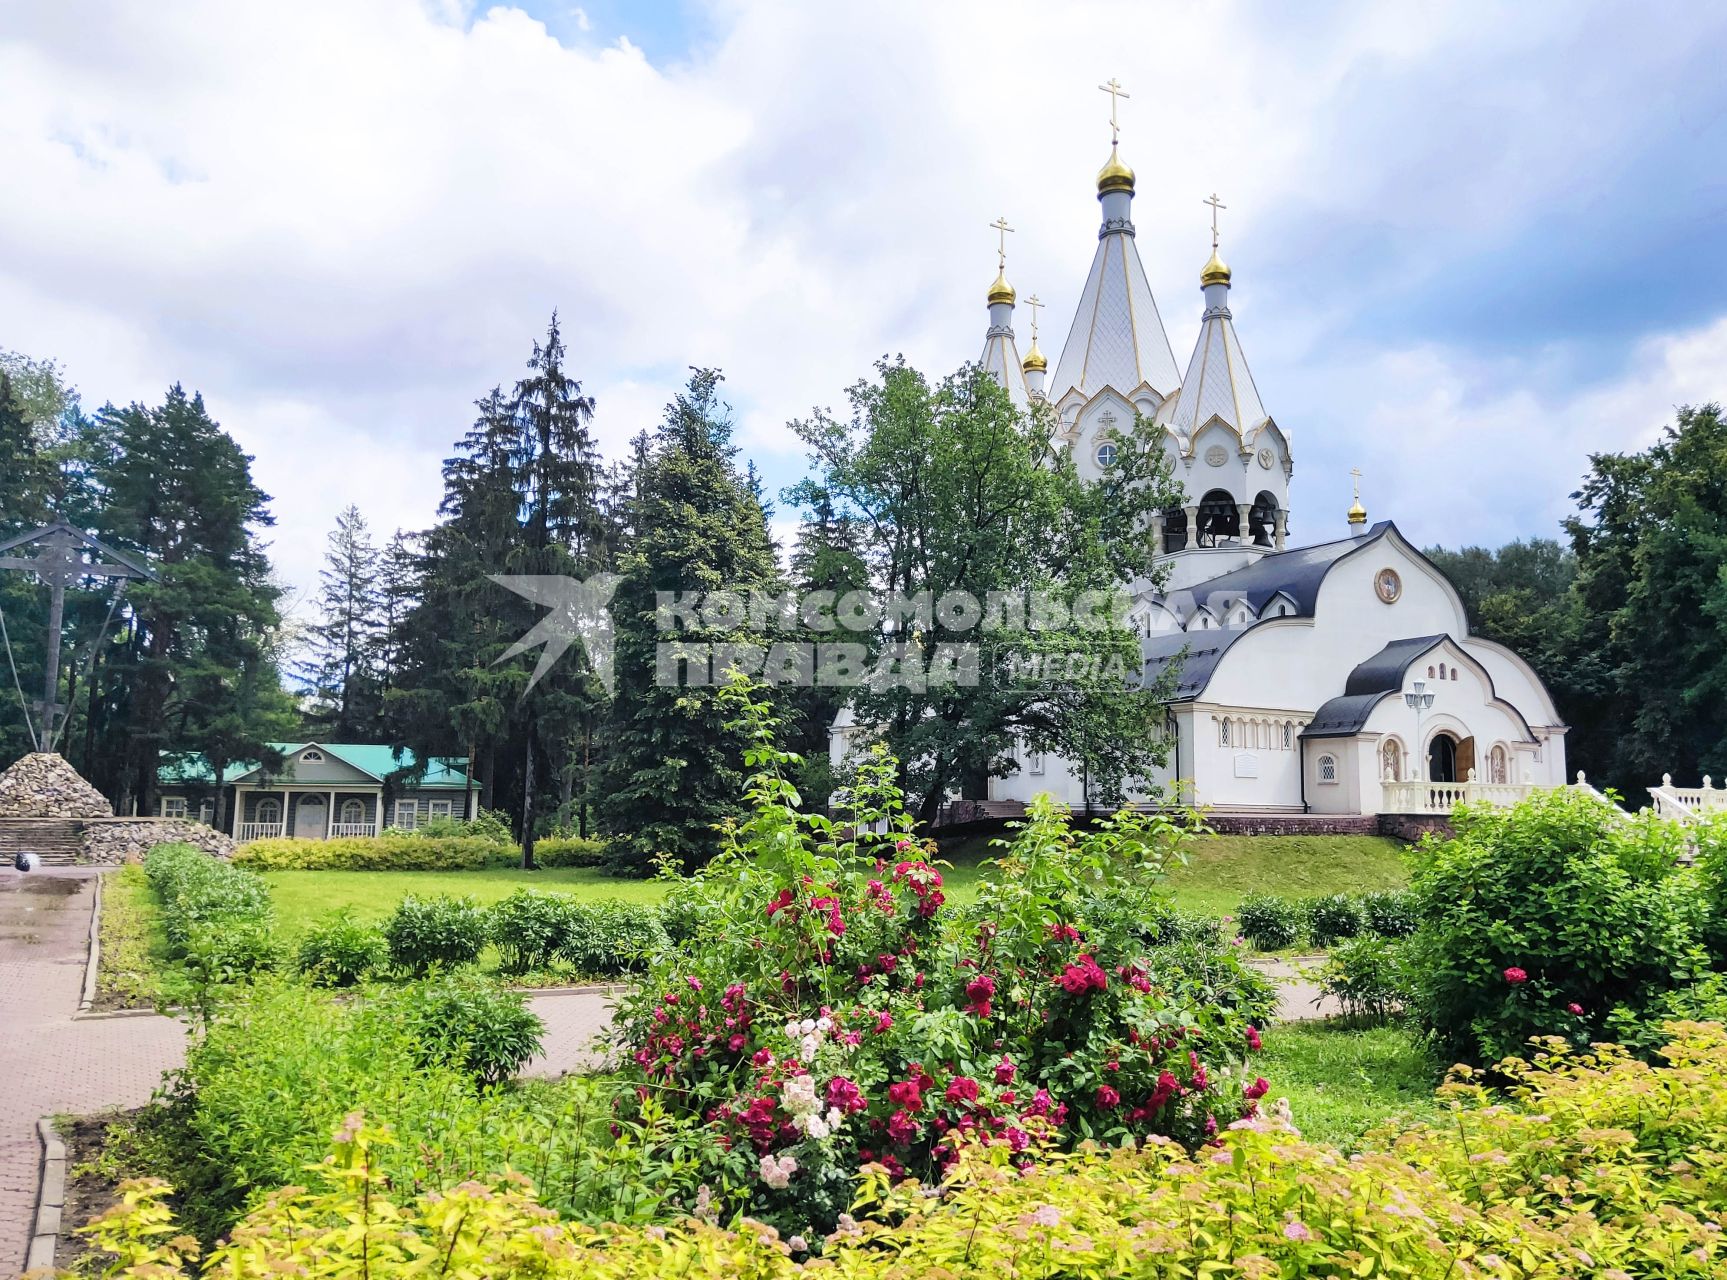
[0,752,115,818]
[81,818,236,865]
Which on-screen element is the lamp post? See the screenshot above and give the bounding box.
[1404,678,1436,786]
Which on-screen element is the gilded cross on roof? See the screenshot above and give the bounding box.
[1025,293,1043,340]
[1098,78,1130,143]
[1350,467,1363,501]
[989,215,1014,270]
[1204,193,1227,252]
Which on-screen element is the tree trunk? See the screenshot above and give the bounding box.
[520,719,538,871]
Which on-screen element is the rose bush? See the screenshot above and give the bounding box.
[609,682,1275,1238]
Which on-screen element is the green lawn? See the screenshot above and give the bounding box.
[937,831,1411,918]
[261,866,667,940]
[259,833,1410,941]
[1255,1020,1447,1148]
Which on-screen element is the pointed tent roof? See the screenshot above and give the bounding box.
[980,325,1031,410]
[1048,219,1181,405]
[1158,266,1271,441]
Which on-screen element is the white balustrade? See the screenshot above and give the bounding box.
[1647,774,1727,823]
[329,823,374,838]
[237,821,285,842]
[1381,767,1543,815]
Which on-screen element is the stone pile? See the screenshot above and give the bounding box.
[81,818,235,865]
[0,752,114,818]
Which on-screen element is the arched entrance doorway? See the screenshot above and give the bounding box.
[1427,732,1458,784]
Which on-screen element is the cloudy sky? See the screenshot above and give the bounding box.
[3,0,1725,612]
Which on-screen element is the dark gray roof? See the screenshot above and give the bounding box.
[1303,635,1447,739]
[1139,523,1390,700]
[1169,522,1389,618]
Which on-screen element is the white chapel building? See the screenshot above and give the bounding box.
[833,119,1568,820]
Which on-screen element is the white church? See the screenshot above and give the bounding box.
[834,93,1569,821]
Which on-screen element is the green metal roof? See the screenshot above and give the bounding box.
[158,743,472,788]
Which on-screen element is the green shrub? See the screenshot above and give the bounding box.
[296,912,390,987]
[531,835,608,867]
[144,843,274,955]
[558,900,669,976]
[1360,888,1418,938]
[1404,788,1704,1062]
[382,894,489,975]
[489,889,578,974]
[1235,892,1303,949]
[380,973,545,1085]
[1693,812,1727,962]
[407,806,513,843]
[235,834,507,871]
[1317,934,1409,1021]
[86,1021,1727,1280]
[1303,891,1363,947]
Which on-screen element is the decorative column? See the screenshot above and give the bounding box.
[1184,505,1200,547]
[1236,503,1253,545]
[1150,511,1165,553]
[1273,509,1287,551]
[328,789,336,839]
[231,786,243,839]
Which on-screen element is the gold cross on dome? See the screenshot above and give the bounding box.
[1025,293,1043,340]
[1204,192,1227,252]
[989,215,1014,270]
[1098,78,1130,143]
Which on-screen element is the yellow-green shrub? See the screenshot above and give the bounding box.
[82,1022,1727,1279]
[234,834,507,871]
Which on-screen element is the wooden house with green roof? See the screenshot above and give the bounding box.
[157,742,475,841]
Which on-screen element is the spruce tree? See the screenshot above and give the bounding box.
[599,369,784,871]
[301,505,385,739]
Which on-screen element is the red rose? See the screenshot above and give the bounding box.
[887,1080,923,1111]
[886,1109,918,1145]
[994,1057,1016,1085]
[945,1075,980,1105]
[1244,1076,1270,1101]
[1245,1025,1262,1052]
[1567,1001,1585,1015]
[1095,1084,1120,1108]
[1504,966,1529,984]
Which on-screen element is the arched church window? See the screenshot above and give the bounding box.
[1162,506,1188,554]
[1283,723,1293,750]
[1196,489,1240,547]
[1489,744,1508,784]
[1438,663,1446,679]
[1427,665,1436,679]
[1451,668,1459,681]
[1095,441,1117,468]
[1382,739,1402,781]
[1318,755,1338,783]
[1220,719,1231,746]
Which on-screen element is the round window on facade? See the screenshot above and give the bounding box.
[1095,441,1117,468]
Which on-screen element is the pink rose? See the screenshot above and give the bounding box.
[1095,1084,1120,1108]
[994,1057,1016,1085]
[945,1075,980,1105]
[1503,966,1529,984]
[1567,1001,1584,1015]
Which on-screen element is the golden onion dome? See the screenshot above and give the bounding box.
[1201,249,1232,287]
[1347,498,1368,526]
[987,269,1016,307]
[1097,144,1135,195]
[1022,339,1047,372]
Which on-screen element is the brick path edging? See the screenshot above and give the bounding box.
[77,873,102,1015]
[25,1116,67,1274]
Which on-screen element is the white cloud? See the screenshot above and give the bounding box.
[0,0,1721,605]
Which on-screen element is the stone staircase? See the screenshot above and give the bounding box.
[0,818,84,865]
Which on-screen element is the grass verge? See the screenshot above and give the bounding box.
[94,865,171,1010]
[1255,1019,1446,1148]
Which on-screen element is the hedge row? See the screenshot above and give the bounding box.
[234,832,607,871]
[298,889,668,985]
[1235,888,1416,950]
[143,843,274,955]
